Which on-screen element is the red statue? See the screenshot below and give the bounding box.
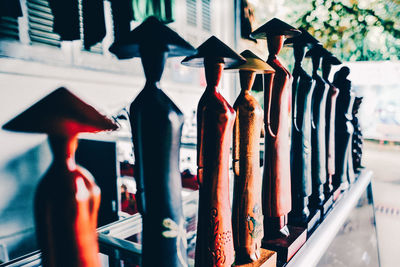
[251,18,301,239]
[227,50,275,264]
[2,88,118,267]
[182,36,245,267]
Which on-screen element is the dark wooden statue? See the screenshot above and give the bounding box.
[251,19,306,263]
[306,44,330,209]
[284,29,319,226]
[226,50,275,264]
[333,66,356,190]
[182,36,245,267]
[251,17,300,240]
[352,97,364,172]
[321,51,341,199]
[2,88,118,267]
[110,17,196,267]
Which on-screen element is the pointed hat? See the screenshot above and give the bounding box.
[181,36,246,68]
[250,18,301,39]
[284,27,320,46]
[225,50,275,74]
[109,16,196,59]
[3,87,118,136]
[305,43,329,58]
[322,49,342,65]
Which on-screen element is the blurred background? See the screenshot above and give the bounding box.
[0,0,399,266]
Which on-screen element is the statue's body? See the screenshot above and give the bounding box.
[322,55,340,196]
[231,51,276,263]
[195,60,236,267]
[262,34,292,238]
[109,17,197,267]
[333,67,356,190]
[2,88,118,267]
[289,41,314,223]
[130,50,188,267]
[181,36,245,267]
[309,47,329,208]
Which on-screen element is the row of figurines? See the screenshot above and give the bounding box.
[2,17,363,267]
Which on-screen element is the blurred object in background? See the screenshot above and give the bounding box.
[240,0,257,42]
[120,184,138,215]
[181,169,199,191]
[352,96,364,172]
[346,61,400,143]
[287,0,400,61]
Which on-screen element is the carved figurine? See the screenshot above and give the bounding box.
[352,97,364,172]
[226,50,275,264]
[333,66,356,190]
[284,28,319,226]
[2,87,118,267]
[250,18,301,241]
[321,51,341,199]
[182,36,245,267]
[110,17,196,267]
[306,44,330,210]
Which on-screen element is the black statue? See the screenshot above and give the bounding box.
[307,44,330,209]
[321,51,341,199]
[352,97,364,172]
[109,17,196,267]
[333,66,356,190]
[285,28,319,226]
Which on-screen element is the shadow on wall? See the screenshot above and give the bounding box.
[0,140,51,261]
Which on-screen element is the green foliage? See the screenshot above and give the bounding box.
[285,0,400,61]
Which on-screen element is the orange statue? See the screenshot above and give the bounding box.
[2,88,118,267]
[227,50,275,264]
[182,36,245,267]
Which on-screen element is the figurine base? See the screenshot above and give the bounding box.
[288,210,320,234]
[234,248,277,267]
[307,209,321,234]
[332,187,342,201]
[262,226,306,264]
[321,194,334,216]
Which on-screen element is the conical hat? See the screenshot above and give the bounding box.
[250,18,301,39]
[322,49,342,65]
[3,87,118,136]
[109,16,196,59]
[225,50,275,74]
[181,36,246,68]
[284,27,319,46]
[305,43,329,58]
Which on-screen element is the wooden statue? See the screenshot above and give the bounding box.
[284,28,319,226]
[182,36,245,267]
[306,44,330,209]
[251,18,300,239]
[251,19,306,263]
[109,17,196,267]
[226,50,275,264]
[321,51,341,200]
[333,66,356,191]
[351,97,364,172]
[2,88,118,267]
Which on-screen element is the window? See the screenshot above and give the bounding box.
[0,16,19,40]
[186,0,197,26]
[201,0,211,32]
[27,0,61,47]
